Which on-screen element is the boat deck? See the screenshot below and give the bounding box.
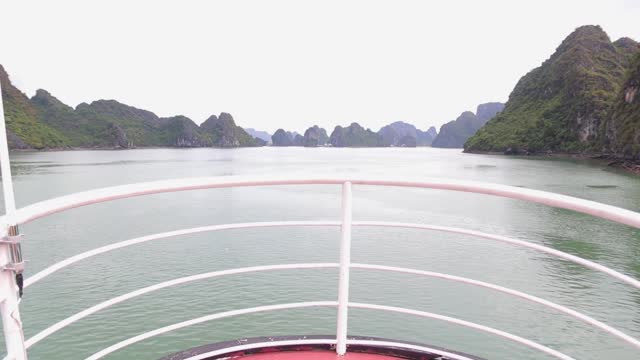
[235,350,409,359]
[160,336,484,360]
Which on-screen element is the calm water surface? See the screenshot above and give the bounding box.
[2,147,640,360]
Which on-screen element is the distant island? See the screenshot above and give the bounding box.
[271,122,439,148]
[1,24,638,170]
[1,65,263,149]
[1,64,498,150]
[432,103,504,148]
[267,116,503,149]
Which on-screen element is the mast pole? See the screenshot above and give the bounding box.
[0,75,27,359]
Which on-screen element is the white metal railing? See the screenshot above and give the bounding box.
[23,221,640,290]
[1,176,640,360]
[0,78,26,360]
[84,302,575,360]
[23,260,640,357]
[17,222,640,349]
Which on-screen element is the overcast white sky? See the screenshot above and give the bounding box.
[1,0,639,134]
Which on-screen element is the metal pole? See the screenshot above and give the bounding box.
[335,181,352,355]
[0,75,27,359]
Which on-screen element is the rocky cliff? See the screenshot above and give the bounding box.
[0,65,68,149]
[73,99,214,148]
[417,126,438,146]
[1,64,261,149]
[200,112,259,147]
[329,122,380,147]
[163,115,212,147]
[432,102,504,148]
[292,133,304,146]
[606,54,640,160]
[476,102,506,123]
[302,125,329,147]
[271,129,294,146]
[378,121,437,147]
[379,122,415,147]
[465,26,640,154]
[244,128,272,144]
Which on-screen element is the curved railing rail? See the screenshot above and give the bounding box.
[24,261,640,352]
[2,176,640,360]
[84,301,576,360]
[24,221,640,290]
[5,176,640,228]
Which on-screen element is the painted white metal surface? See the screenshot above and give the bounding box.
[354,221,640,289]
[0,231,26,360]
[24,221,640,291]
[0,176,638,358]
[84,302,576,360]
[26,262,639,354]
[0,79,27,360]
[336,182,352,355]
[25,264,340,349]
[349,303,576,360]
[84,302,339,360]
[4,176,640,229]
[24,221,341,288]
[14,217,640,358]
[350,263,640,349]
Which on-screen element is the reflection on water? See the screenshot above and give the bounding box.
[1,147,640,360]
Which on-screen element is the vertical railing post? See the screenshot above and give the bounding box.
[335,181,352,355]
[0,74,27,359]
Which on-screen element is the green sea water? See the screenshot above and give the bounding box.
[1,147,639,360]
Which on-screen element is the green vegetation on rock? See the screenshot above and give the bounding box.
[465,25,640,155]
[432,112,483,148]
[329,123,381,147]
[1,64,262,149]
[303,125,329,147]
[431,102,504,149]
[200,113,260,147]
[607,53,640,159]
[0,66,69,149]
[271,129,294,146]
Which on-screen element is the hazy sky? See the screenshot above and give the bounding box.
[1,0,639,134]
